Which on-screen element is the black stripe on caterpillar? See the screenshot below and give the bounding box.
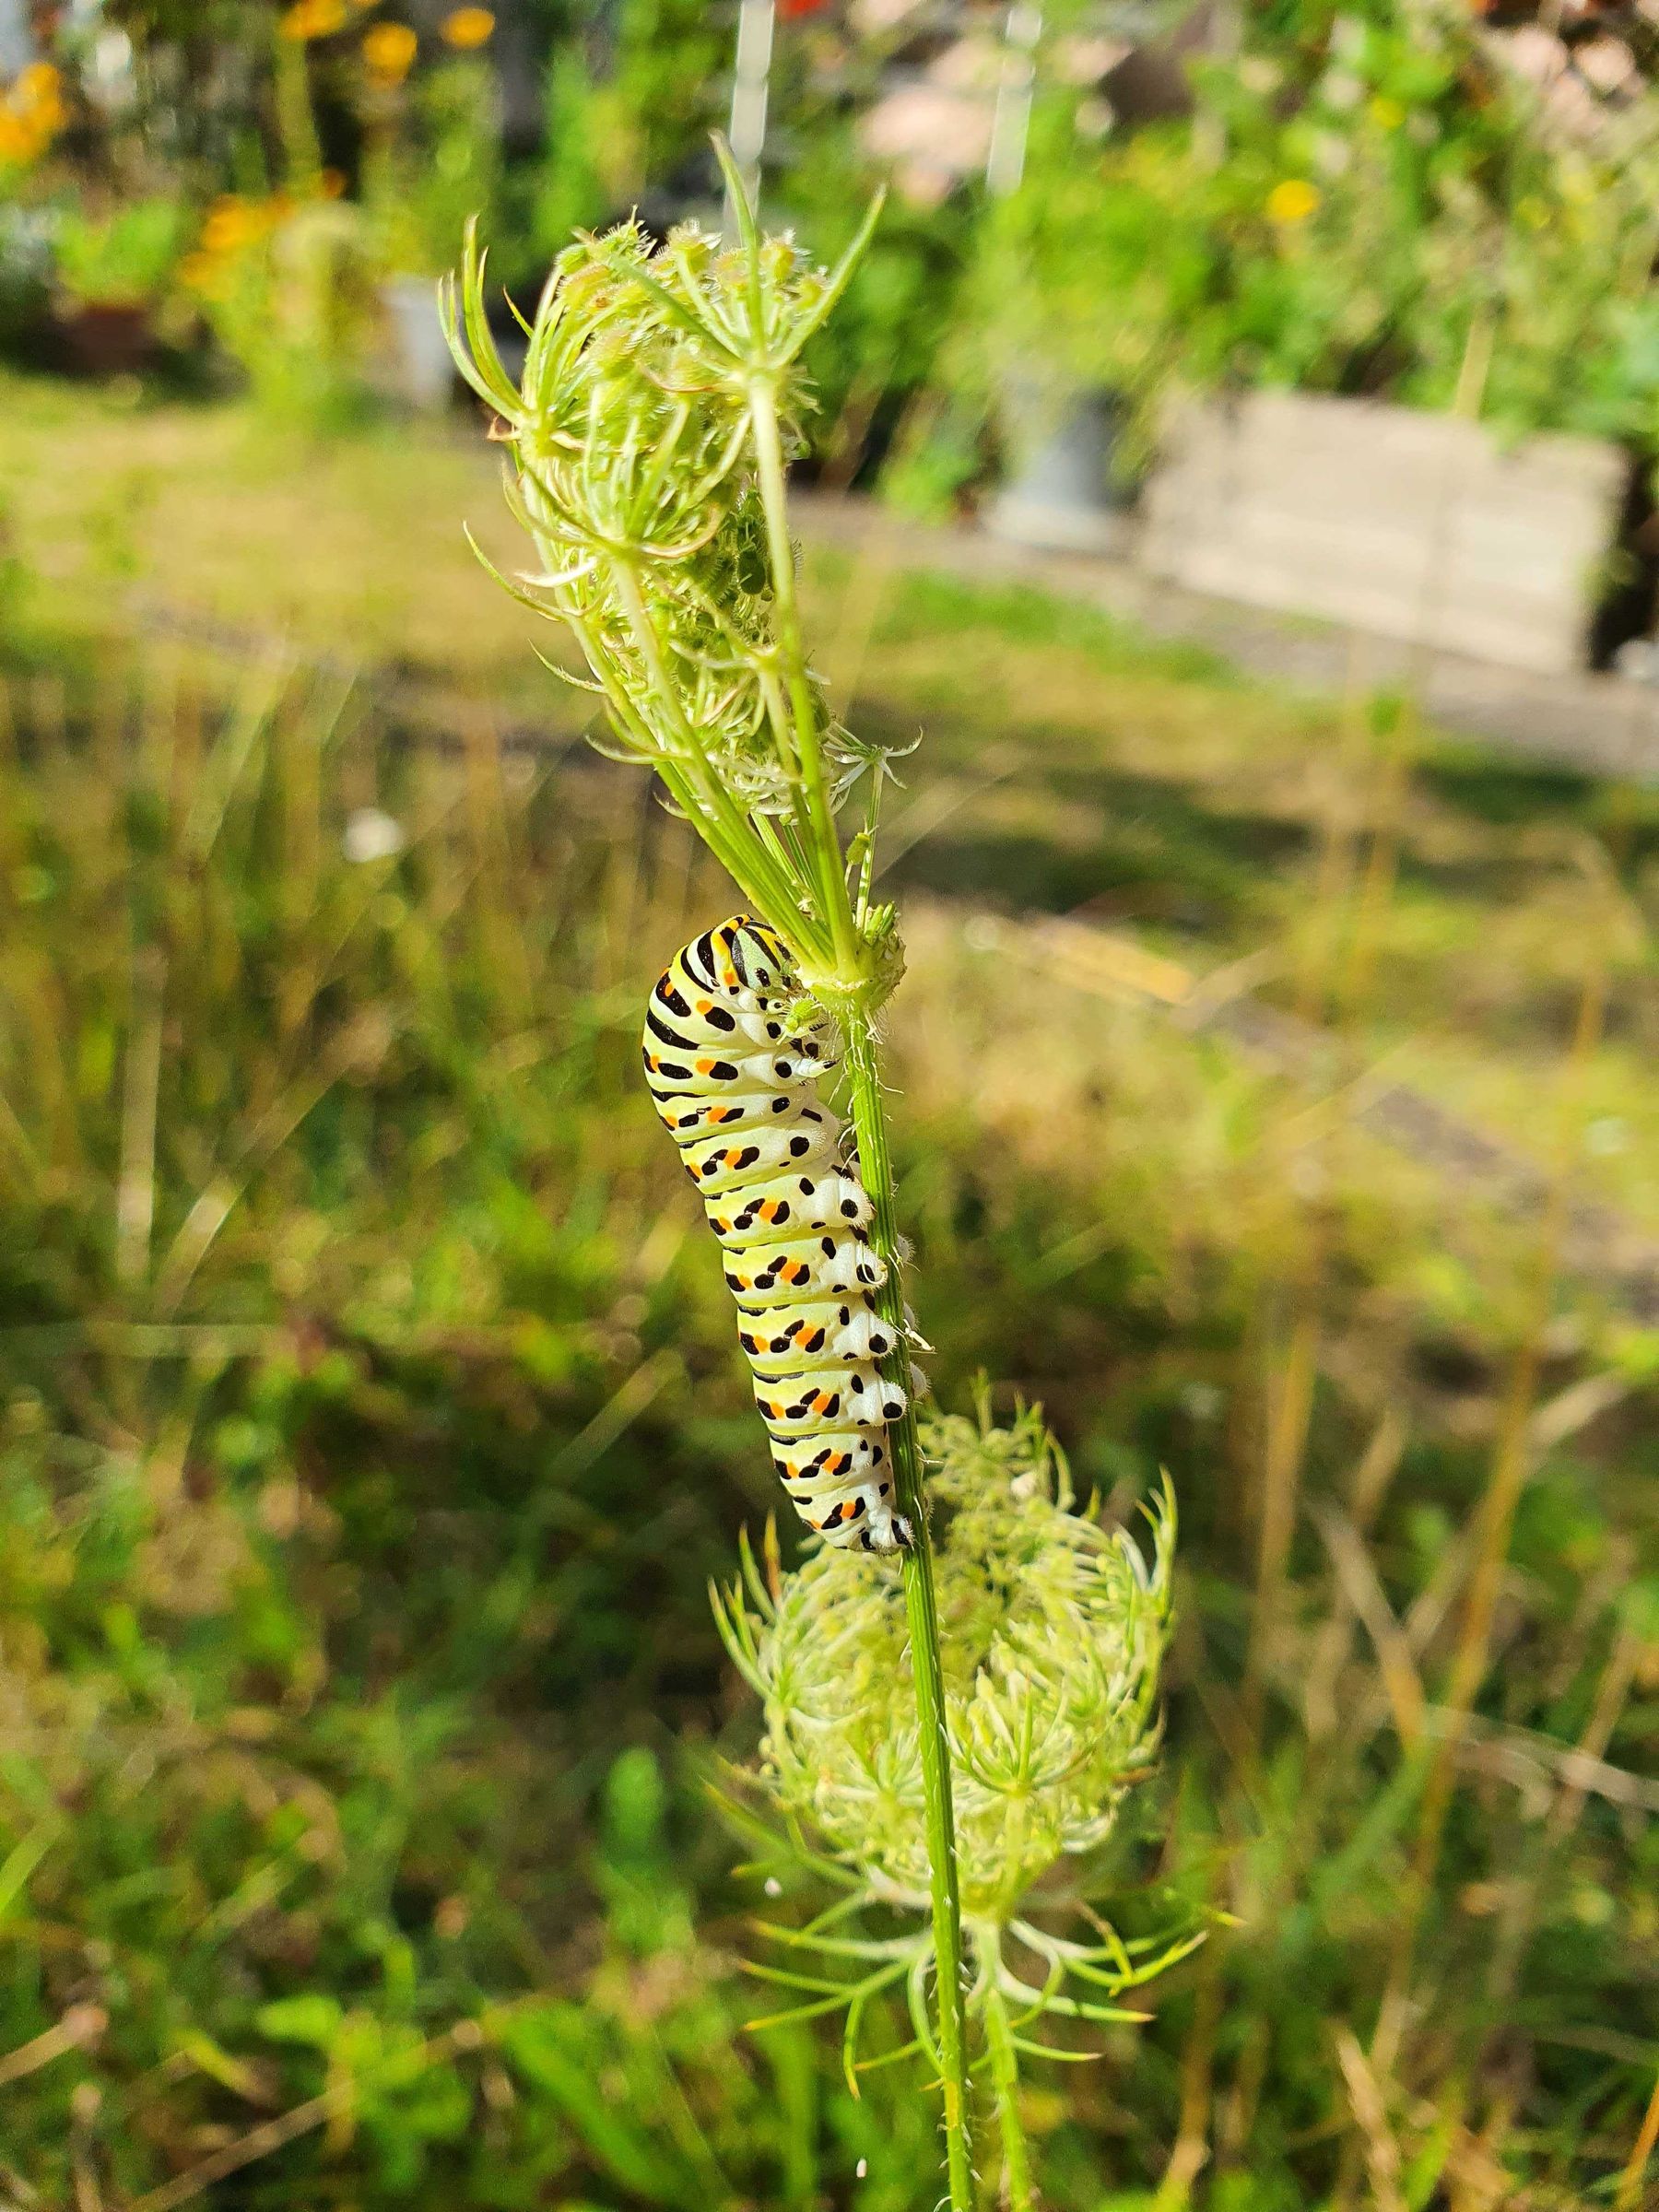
[642,915,913,1554]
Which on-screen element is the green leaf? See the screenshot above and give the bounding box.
[255,1993,346,2050]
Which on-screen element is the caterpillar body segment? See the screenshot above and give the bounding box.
[642,916,913,1555]
[706,1173,874,1245]
[641,1042,829,1095]
[649,980,787,1050]
[774,1472,897,1542]
[657,1087,815,1143]
[772,1427,889,1482]
[724,1232,887,1308]
[752,1365,908,1436]
[737,1298,899,1375]
[678,1114,839,1195]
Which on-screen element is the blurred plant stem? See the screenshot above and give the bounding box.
[747,375,860,979]
[1616,2068,1659,2212]
[1370,837,1616,2090]
[982,1975,1036,2212]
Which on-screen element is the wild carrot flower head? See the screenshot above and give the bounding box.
[442,189,883,837]
[717,1404,1174,1924]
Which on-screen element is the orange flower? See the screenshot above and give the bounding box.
[200,194,262,253]
[280,0,347,40]
[362,20,418,84]
[440,6,495,47]
[0,57,67,167]
[18,62,65,120]
[178,249,234,301]
[197,192,292,262]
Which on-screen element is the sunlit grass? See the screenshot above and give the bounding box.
[6,367,1653,1241]
[0,643,1653,2203]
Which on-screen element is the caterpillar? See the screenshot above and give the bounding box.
[641,915,915,1554]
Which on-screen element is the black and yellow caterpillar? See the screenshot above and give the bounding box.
[641,915,914,1553]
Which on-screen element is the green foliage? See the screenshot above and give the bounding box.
[194,194,382,428]
[367,57,502,281]
[531,46,608,262]
[52,192,190,308]
[778,126,975,479]
[1,394,1656,2204]
[529,0,725,266]
[0,204,52,352]
[959,0,1659,459]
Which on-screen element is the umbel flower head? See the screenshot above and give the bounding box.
[714,1406,1195,2077]
[719,1404,1172,1924]
[441,181,883,830]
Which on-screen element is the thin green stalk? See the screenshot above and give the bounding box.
[606,559,814,948]
[745,374,862,979]
[841,1012,974,2212]
[747,344,972,2199]
[982,1974,1037,2212]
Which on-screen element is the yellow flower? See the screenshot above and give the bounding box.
[280,0,347,40]
[440,6,495,47]
[362,21,418,84]
[1368,95,1405,129]
[201,194,261,253]
[21,64,65,118]
[1265,178,1322,226]
[198,193,291,261]
[0,56,66,167]
[177,250,231,300]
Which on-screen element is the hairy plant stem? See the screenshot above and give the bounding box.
[841,1010,974,2212]
[603,559,818,956]
[747,373,861,979]
[982,1974,1037,2212]
[735,325,973,2211]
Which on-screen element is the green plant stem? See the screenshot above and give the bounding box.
[982,1974,1037,2212]
[746,374,862,979]
[841,1010,974,2212]
[273,25,324,193]
[735,264,971,2204]
[603,560,816,951]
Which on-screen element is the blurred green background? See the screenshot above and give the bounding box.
[2,1,1658,2206]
